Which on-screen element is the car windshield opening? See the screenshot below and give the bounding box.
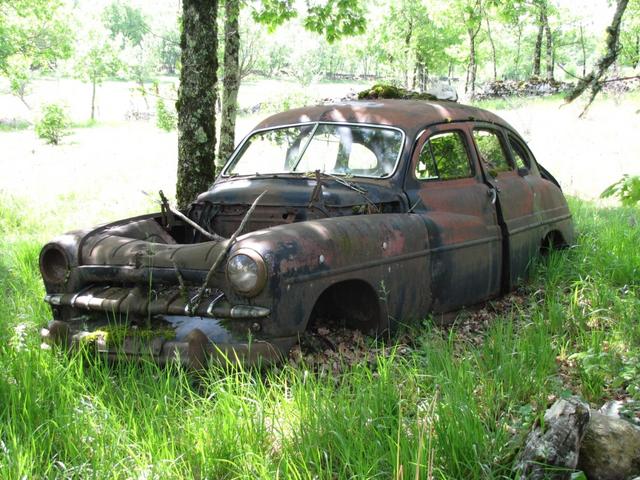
[225,123,403,178]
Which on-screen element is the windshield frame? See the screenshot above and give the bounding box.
[220,121,406,180]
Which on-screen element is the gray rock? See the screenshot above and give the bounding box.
[578,410,640,480]
[515,397,591,480]
[599,400,624,418]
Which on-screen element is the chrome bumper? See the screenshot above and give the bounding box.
[41,319,294,368]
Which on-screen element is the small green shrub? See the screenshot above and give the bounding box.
[601,174,640,206]
[35,103,71,145]
[155,98,176,131]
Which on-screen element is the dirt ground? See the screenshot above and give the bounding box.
[1,78,638,232]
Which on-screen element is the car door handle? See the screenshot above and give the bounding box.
[487,187,497,204]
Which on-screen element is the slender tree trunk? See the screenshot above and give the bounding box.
[533,10,544,77]
[218,0,241,171]
[543,11,554,80]
[579,24,587,78]
[467,28,477,96]
[91,79,96,121]
[404,21,413,89]
[515,24,523,80]
[176,0,218,209]
[485,15,498,81]
[415,56,426,92]
[632,32,640,69]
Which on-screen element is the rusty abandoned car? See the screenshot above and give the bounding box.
[39,99,574,366]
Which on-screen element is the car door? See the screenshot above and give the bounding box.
[471,125,542,288]
[404,124,503,313]
[505,132,574,245]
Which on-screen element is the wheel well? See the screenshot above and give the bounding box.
[541,230,566,253]
[307,279,382,334]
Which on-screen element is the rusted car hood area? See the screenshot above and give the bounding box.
[199,176,404,209]
[192,176,407,237]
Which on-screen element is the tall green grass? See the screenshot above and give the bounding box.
[0,196,638,478]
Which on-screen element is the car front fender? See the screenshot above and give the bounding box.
[234,213,433,335]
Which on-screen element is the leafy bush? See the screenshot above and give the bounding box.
[35,103,71,145]
[601,174,640,206]
[155,98,176,131]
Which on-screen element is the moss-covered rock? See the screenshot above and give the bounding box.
[357,83,438,101]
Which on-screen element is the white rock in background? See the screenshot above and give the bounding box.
[426,83,458,102]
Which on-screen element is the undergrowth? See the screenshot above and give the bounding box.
[0,196,638,479]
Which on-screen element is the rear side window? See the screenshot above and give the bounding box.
[508,135,531,169]
[473,129,511,173]
[415,131,473,181]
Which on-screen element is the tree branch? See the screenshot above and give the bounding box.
[188,191,268,313]
[565,0,630,117]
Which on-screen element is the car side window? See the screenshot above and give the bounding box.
[415,131,473,181]
[473,129,512,173]
[508,135,531,169]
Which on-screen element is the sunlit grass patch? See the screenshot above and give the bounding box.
[0,194,639,478]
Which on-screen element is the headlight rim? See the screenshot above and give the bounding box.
[39,243,70,285]
[226,248,267,297]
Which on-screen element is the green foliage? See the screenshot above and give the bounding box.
[74,32,122,119]
[75,35,122,86]
[252,0,365,42]
[0,0,73,73]
[0,0,73,105]
[102,1,148,47]
[619,0,640,68]
[303,0,366,43]
[601,174,640,206]
[35,103,70,145]
[157,26,180,74]
[251,0,297,30]
[155,98,176,131]
[5,55,32,106]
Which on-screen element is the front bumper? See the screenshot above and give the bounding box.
[41,319,296,368]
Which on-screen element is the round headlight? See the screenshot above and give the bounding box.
[226,249,267,297]
[40,244,70,284]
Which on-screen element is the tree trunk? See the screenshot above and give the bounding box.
[580,24,587,78]
[404,21,413,89]
[91,79,96,121]
[533,10,544,77]
[632,32,640,69]
[515,24,523,80]
[466,28,478,97]
[565,0,630,116]
[217,0,241,171]
[176,0,219,209]
[485,15,498,81]
[543,10,554,80]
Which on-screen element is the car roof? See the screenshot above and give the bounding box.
[253,99,514,137]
